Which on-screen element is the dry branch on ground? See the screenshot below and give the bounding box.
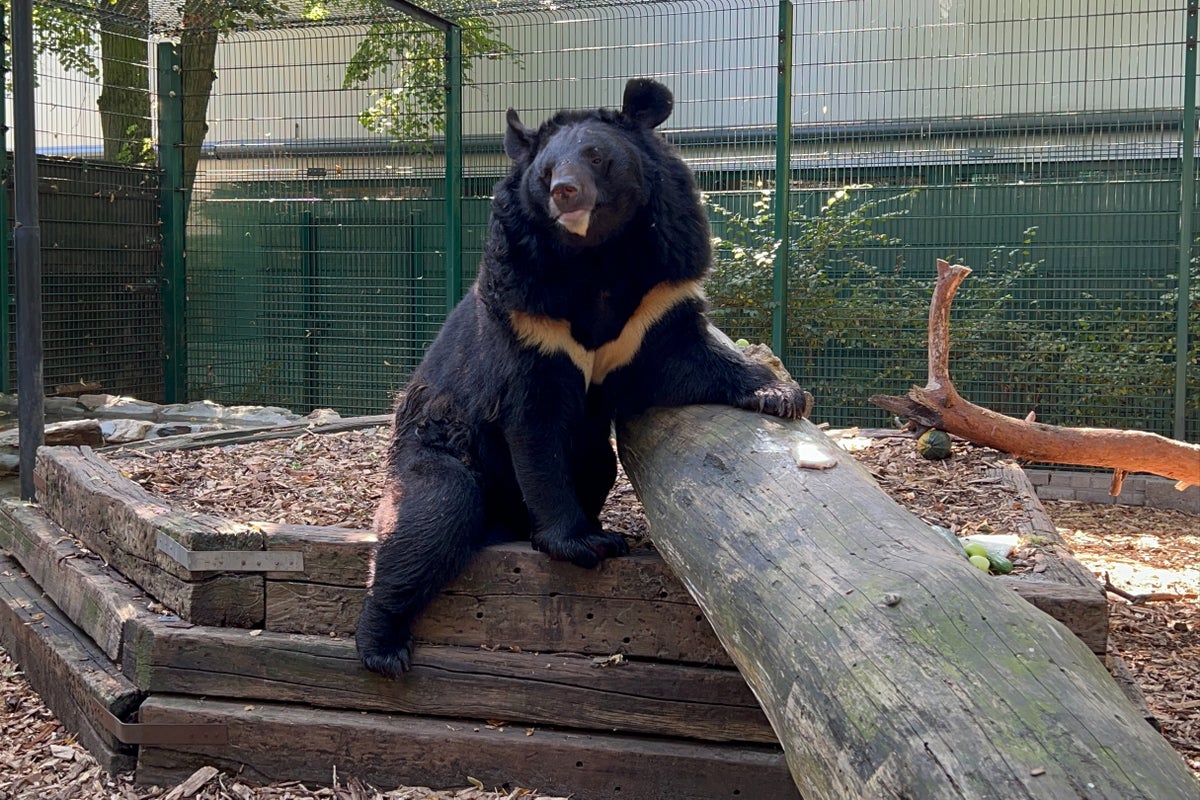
[870,259,1200,490]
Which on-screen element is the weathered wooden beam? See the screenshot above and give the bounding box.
[134,695,800,798]
[32,443,1108,661]
[35,446,264,627]
[102,413,391,454]
[0,552,141,773]
[262,523,731,661]
[988,465,1109,655]
[618,405,1197,800]
[123,618,775,744]
[0,499,149,660]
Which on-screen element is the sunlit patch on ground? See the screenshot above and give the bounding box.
[1044,499,1199,777]
[1046,500,1200,598]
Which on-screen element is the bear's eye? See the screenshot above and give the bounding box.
[590,156,603,166]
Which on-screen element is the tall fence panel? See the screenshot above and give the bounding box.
[760,0,1196,437]
[4,2,163,401]
[182,13,451,414]
[459,0,1196,440]
[181,0,788,415]
[142,0,1194,435]
[3,159,163,399]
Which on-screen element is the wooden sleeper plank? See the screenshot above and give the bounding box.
[0,552,141,773]
[123,617,776,745]
[0,499,150,660]
[36,446,265,628]
[135,695,800,799]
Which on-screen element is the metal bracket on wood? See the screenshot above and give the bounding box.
[156,532,304,572]
[95,698,228,746]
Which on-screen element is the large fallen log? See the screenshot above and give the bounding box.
[617,407,1197,800]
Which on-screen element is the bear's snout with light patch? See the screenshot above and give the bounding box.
[549,162,596,236]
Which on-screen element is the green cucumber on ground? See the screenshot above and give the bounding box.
[984,551,1014,574]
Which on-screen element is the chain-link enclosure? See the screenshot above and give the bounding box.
[6,1,1197,439]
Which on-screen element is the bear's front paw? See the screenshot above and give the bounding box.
[359,636,416,678]
[743,383,814,420]
[356,600,416,678]
[533,526,630,568]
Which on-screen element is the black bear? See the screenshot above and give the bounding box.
[356,78,811,677]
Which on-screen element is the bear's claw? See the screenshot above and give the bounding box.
[744,383,814,420]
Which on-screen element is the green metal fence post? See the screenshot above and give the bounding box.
[1177,2,1197,441]
[0,7,10,394]
[773,0,793,358]
[158,42,187,403]
[445,22,464,312]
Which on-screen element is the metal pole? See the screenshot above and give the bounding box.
[158,42,187,403]
[303,211,319,410]
[11,0,44,500]
[1176,2,1197,441]
[772,0,794,358]
[0,8,11,394]
[445,23,463,310]
[379,0,452,32]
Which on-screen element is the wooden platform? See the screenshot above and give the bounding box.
[0,421,1110,797]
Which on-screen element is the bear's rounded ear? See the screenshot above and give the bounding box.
[504,108,534,160]
[621,78,673,129]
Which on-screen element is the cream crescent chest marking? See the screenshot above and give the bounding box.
[509,280,706,387]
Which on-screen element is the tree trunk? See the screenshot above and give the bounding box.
[617,406,1196,800]
[179,18,220,201]
[97,0,151,164]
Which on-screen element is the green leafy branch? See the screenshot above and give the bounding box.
[331,0,518,144]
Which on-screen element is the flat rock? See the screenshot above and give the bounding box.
[158,400,224,422]
[77,394,163,419]
[100,419,155,445]
[0,419,104,449]
[222,406,300,426]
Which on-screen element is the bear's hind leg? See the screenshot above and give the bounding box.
[356,453,484,677]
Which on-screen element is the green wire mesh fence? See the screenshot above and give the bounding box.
[2,0,162,401]
[181,11,454,413]
[762,0,1195,435]
[5,0,1197,440]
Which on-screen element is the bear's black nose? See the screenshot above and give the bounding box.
[550,178,580,209]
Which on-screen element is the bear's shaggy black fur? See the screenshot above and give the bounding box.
[356,79,811,677]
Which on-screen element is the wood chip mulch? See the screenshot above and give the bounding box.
[1042,498,1199,775]
[2,424,1197,798]
[110,428,391,530]
[835,430,1034,536]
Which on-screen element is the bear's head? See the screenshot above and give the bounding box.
[504,79,674,246]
